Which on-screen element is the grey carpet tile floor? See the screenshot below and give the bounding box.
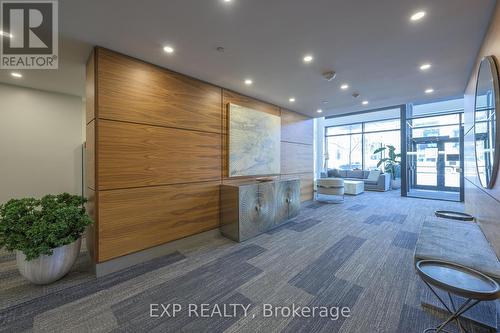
[1,190,492,333]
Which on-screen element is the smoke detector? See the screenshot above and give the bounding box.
[322,71,336,81]
[352,92,360,98]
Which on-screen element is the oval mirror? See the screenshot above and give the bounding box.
[474,56,500,189]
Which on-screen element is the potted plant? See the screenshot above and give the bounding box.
[374,145,401,189]
[0,193,92,285]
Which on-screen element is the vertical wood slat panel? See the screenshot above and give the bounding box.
[98,181,221,261]
[98,120,222,190]
[281,141,314,175]
[464,3,500,256]
[281,109,314,145]
[88,48,315,262]
[97,48,222,134]
[85,50,99,261]
[85,121,95,191]
[85,50,95,123]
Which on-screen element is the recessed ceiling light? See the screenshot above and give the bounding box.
[420,63,431,71]
[163,45,174,54]
[223,0,232,2]
[425,88,434,94]
[11,72,22,78]
[303,55,313,63]
[340,84,349,90]
[289,97,296,102]
[244,79,253,85]
[0,30,13,38]
[362,100,369,105]
[410,11,426,21]
[317,109,323,113]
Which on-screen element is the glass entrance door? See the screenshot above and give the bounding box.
[411,139,460,192]
[405,112,463,201]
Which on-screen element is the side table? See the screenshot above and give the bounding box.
[415,260,500,333]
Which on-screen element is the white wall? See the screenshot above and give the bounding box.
[0,83,84,204]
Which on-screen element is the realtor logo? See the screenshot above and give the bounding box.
[1,0,58,69]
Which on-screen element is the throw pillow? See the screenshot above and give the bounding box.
[367,170,381,182]
[328,168,341,178]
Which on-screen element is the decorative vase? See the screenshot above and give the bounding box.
[16,237,82,285]
[391,178,401,190]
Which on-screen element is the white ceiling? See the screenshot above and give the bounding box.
[0,0,496,117]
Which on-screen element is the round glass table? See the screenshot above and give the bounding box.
[416,260,500,333]
[434,211,474,222]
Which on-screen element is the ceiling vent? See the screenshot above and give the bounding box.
[322,71,336,81]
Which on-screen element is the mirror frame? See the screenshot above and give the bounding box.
[474,55,500,189]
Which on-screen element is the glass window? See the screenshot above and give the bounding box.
[323,108,402,172]
[326,134,362,170]
[410,114,460,128]
[364,131,401,171]
[364,118,400,132]
[326,123,362,136]
[411,124,460,138]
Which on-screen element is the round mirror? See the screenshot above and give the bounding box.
[474,56,500,189]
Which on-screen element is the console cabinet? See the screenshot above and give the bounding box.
[220,179,300,241]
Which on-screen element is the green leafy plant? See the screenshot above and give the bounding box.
[374,145,401,180]
[0,193,92,261]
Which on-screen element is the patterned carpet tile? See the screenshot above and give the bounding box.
[111,245,265,332]
[1,191,484,333]
[346,204,367,211]
[0,251,186,332]
[282,276,363,333]
[391,231,418,250]
[286,218,323,232]
[289,235,366,295]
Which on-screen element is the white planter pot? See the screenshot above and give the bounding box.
[391,178,401,190]
[16,237,81,285]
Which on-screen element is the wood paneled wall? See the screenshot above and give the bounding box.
[464,2,500,257]
[279,109,314,202]
[86,47,313,262]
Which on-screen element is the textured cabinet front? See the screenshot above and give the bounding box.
[276,179,300,225]
[220,179,300,242]
[239,182,276,240]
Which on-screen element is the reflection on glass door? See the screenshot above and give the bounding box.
[444,142,460,188]
[415,143,438,187]
[405,112,463,201]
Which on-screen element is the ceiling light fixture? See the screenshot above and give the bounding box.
[289,97,296,102]
[362,100,369,105]
[0,30,13,38]
[244,79,253,85]
[340,84,349,90]
[425,88,434,94]
[163,45,174,54]
[410,11,426,21]
[317,109,323,113]
[303,55,313,63]
[11,72,22,78]
[420,63,431,71]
